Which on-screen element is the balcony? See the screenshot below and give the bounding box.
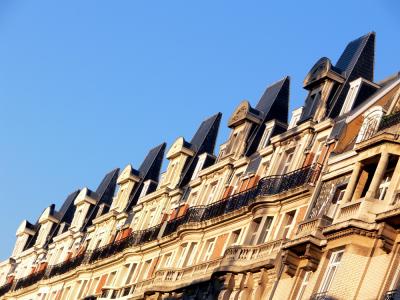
[310,292,334,300]
[378,111,400,131]
[162,164,322,238]
[258,164,321,196]
[122,240,284,297]
[47,252,86,278]
[335,198,385,223]
[4,164,321,295]
[14,269,46,290]
[384,289,400,300]
[0,282,12,297]
[89,224,162,263]
[296,215,332,239]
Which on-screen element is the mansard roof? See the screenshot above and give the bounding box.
[178,113,222,188]
[81,168,120,230]
[245,76,290,156]
[299,32,376,123]
[125,143,166,210]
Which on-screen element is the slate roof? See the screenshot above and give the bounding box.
[82,168,120,230]
[299,32,376,123]
[125,143,166,210]
[178,113,222,188]
[245,77,290,156]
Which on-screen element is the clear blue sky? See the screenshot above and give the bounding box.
[0,1,398,260]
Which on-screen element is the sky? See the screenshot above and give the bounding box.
[0,0,399,260]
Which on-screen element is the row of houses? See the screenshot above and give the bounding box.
[1,32,400,300]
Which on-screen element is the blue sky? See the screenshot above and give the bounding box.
[0,1,399,260]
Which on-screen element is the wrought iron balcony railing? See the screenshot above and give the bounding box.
[88,224,162,263]
[47,252,86,278]
[384,289,400,300]
[379,111,400,131]
[14,269,47,291]
[258,164,321,196]
[310,291,332,300]
[0,282,12,297]
[5,164,322,295]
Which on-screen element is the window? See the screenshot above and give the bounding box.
[202,238,215,262]
[313,138,326,165]
[227,229,242,247]
[191,154,207,180]
[77,280,88,299]
[248,216,273,245]
[124,264,137,284]
[106,271,117,286]
[231,173,243,195]
[257,216,273,244]
[176,243,188,267]
[326,185,346,219]
[259,124,274,149]
[281,150,295,174]
[378,172,392,200]
[162,253,173,268]
[289,107,303,129]
[190,192,198,205]
[296,271,312,300]
[281,211,296,239]
[318,250,344,293]
[356,107,384,143]
[183,242,198,267]
[139,180,152,199]
[206,182,218,203]
[61,287,71,300]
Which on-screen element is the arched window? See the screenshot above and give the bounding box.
[356,106,384,143]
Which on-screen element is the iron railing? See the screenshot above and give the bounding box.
[88,224,161,263]
[258,164,321,196]
[0,282,12,297]
[14,269,47,291]
[47,252,86,278]
[379,111,400,131]
[5,164,322,295]
[310,292,332,300]
[384,289,400,300]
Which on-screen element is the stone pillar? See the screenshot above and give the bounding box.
[342,162,362,203]
[366,152,390,199]
[218,273,234,300]
[384,155,400,204]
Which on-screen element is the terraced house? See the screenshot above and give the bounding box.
[1,32,400,300]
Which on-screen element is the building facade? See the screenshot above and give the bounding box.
[1,32,400,300]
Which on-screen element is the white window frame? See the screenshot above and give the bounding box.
[191,154,208,180]
[296,270,312,300]
[318,250,344,293]
[356,106,384,144]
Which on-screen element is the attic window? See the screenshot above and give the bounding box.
[340,79,362,115]
[191,154,207,180]
[139,180,152,199]
[288,107,303,129]
[356,106,384,143]
[259,121,275,150]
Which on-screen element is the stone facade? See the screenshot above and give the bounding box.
[1,32,400,300]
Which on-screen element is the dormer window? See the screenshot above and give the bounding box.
[139,180,152,199]
[259,121,275,150]
[288,107,304,129]
[356,106,384,143]
[191,153,208,180]
[340,78,362,115]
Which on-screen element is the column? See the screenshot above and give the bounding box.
[366,152,390,199]
[384,155,400,204]
[342,162,362,203]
